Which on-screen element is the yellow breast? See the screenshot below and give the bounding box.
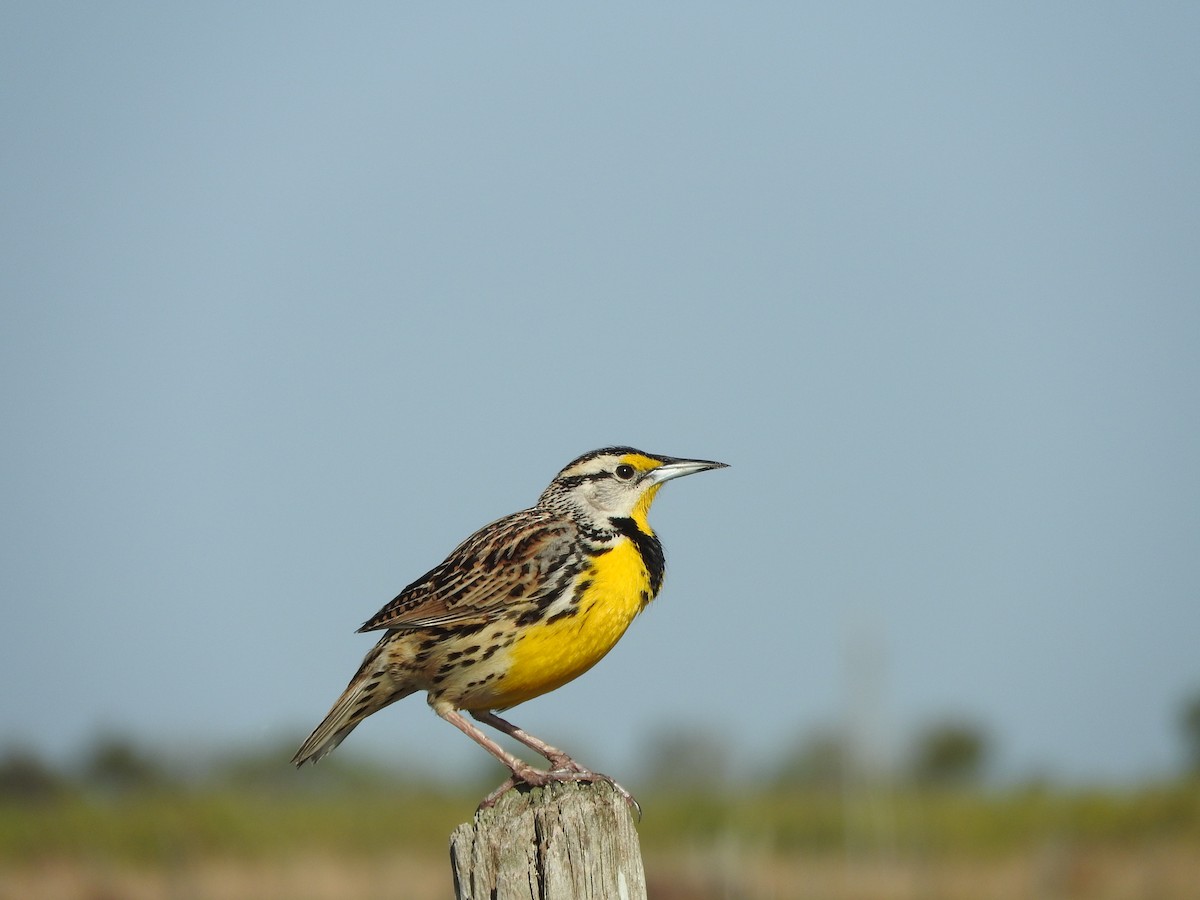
[485,537,653,709]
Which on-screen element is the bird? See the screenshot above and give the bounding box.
[291,446,728,806]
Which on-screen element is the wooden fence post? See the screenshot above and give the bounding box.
[449,781,648,900]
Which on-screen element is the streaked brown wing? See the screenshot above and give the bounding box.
[356,508,580,632]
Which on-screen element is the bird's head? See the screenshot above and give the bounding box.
[538,446,727,533]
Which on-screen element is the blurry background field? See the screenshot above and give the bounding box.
[4,708,1200,899]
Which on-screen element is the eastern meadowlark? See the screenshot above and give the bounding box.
[292,447,727,806]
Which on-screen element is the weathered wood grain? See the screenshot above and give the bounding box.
[450,781,647,900]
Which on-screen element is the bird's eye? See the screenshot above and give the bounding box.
[615,464,636,481]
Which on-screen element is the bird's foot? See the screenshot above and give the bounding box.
[544,752,589,775]
[478,776,518,809]
[478,763,641,819]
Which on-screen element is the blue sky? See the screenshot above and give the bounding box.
[2,4,1198,784]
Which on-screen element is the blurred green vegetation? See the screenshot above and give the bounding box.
[2,732,1199,867]
[4,721,1200,900]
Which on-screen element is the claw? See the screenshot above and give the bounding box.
[478,765,642,820]
[477,776,518,810]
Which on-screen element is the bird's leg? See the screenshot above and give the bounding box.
[436,705,641,814]
[434,707,546,784]
[470,709,641,817]
[469,710,585,772]
[435,707,555,807]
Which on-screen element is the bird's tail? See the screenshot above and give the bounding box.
[292,641,414,766]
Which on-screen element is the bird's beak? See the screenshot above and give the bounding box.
[643,457,729,486]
